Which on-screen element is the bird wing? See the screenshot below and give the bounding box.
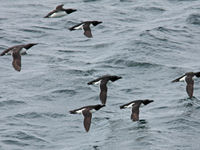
[83,23,92,38]
[82,109,92,132]
[12,47,22,72]
[171,74,186,82]
[0,45,22,56]
[99,79,109,105]
[120,101,135,109]
[56,4,64,10]
[0,47,13,56]
[68,22,83,31]
[44,10,57,18]
[185,77,194,98]
[88,76,104,85]
[87,75,111,85]
[194,72,200,78]
[131,103,141,121]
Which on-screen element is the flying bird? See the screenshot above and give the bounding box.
[69,104,105,132]
[0,43,37,72]
[44,4,76,18]
[69,21,102,38]
[88,75,122,105]
[172,72,200,98]
[120,99,154,121]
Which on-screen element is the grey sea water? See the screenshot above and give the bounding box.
[0,0,200,149]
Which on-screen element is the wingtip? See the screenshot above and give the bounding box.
[69,110,76,114]
[68,27,74,31]
[171,79,178,83]
[15,68,21,72]
[84,34,93,38]
[119,106,124,109]
[85,128,90,132]
[87,82,93,85]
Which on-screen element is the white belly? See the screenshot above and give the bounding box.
[20,48,27,55]
[94,80,101,85]
[6,51,12,55]
[74,24,84,30]
[76,108,85,114]
[179,76,186,82]
[6,48,26,55]
[126,103,134,108]
[50,11,66,18]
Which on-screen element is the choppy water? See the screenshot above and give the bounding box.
[1,0,200,149]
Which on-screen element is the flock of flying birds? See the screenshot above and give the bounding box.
[1,4,200,132]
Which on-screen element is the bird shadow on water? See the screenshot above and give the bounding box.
[178,96,200,107]
[177,96,200,117]
[137,119,149,129]
[126,119,149,131]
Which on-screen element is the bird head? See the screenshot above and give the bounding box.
[95,104,105,110]
[92,21,102,26]
[142,99,154,105]
[24,43,38,49]
[110,75,122,82]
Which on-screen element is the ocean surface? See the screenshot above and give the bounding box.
[0,0,200,149]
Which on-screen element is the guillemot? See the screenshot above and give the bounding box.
[88,75,122,105]
[0,43,37,71]
[68,21,102,38]
[120,99,154,121]
[44,4,76,18]
[172,72,200,98]
[69,104,105,132]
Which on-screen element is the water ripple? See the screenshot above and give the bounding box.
[186,13,200,25]
[0,100,26,107]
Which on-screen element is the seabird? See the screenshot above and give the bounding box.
[69,104,105,132]
[88,75,122,105]
[0,43,37,72]
[172,72,200,98]
[68,21,102,38]
[120,99,154,121]
[44,4,76,18]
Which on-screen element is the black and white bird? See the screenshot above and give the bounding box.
[172,72,200,98]
[0,43,37,72]
[69,21,102,38]
[88,75,122,105]
[120,99,154,121]
[69,104,105,132]
[44,4,76,18]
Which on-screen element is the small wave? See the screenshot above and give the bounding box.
[165,117,188,125]
[2,139,29,147]
[186,13,200,25]
[155,26,188,34]
[83,0,100,2]
[52,89,77,95]
[135,6,166,13]
[68,69,97,76]
[43,112,66,118]
[4,131,47,143]
[14,112,42,119]
[19,28,45,34]
[32,25,58,31]
[0,100,26,107]
[0,18,8,21]
[58,49,83,53]
[103,58,161,68]
[13,111,66,119]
